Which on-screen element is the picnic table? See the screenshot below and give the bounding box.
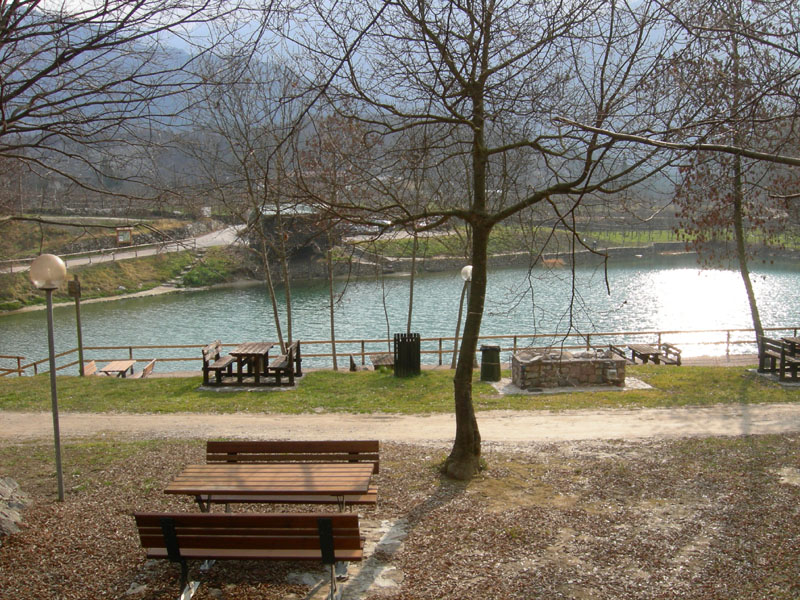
[99,359,136,377]
[781,337,800,381]
[628,344,661,364]
[370,352,394,370]
[229,342,274,385]
[165,462,375,512]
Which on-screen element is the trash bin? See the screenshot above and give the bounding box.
[394,333,421,377]
[480,345,501,381]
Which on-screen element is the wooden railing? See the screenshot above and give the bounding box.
[2,326,797,377]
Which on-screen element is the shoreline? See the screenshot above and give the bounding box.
[0,279,261,317]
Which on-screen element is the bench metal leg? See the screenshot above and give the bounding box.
[194,495,211,512]
[328,564,343,600]
[178,580,201,600]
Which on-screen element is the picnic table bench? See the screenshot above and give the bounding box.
[658,343,682,366]
[758,336,784,373]
[203,440,379,510]
[267,341,302,386]
[134,512,363,600]
[129,359,156,379]
[202,341,235,385]
[780,337,800,381]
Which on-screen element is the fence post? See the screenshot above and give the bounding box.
[129,347,134,360]
[513,335,517,355]
[586,334,591,351]
[438,338,443,366]
[360,340,365,366]
[726,331,731,358]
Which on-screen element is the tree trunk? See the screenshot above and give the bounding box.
[732,154,764,340]
[407,233,418,334]
[327,245,338,370]
[260,237,284,350]
[443,224,489,480]
[730,36,763,342]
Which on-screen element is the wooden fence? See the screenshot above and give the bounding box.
[2,326,797,377]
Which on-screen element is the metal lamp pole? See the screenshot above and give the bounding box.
[450,265,472,369]
[29,254,68,502]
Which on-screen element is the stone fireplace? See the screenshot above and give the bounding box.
[511,349,626,389]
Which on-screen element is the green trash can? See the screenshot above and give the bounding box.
[480,345,501,381]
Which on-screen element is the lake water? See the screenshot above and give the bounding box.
[2,254,799,372]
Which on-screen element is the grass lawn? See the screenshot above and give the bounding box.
[0,364,795,414]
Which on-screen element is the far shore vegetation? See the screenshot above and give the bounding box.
[2,364,795,415]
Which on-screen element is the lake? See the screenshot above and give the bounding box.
[1,253,799,372]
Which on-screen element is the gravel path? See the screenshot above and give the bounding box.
[3,402,800,442]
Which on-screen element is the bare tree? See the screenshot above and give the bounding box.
[1,1,248,202]
[179,56,312,350]
[561,0,800,341]
[284,0,680,478]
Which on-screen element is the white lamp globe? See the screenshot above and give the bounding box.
[460,265,473,282]
[30,254,67,290]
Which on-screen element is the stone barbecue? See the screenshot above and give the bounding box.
[511,348,626,389]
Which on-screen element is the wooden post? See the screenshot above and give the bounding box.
[68,275,84,376]
[438,338,443,366]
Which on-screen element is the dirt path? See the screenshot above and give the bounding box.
[2,403,800,443]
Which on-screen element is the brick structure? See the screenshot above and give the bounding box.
[511,349,626,389]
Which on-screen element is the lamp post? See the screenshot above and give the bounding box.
[29,254,67,502]
[450,265,472,369]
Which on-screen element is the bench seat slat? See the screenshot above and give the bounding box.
[139,534,363,551]
[142,547,364,561]
[204,488,378,506]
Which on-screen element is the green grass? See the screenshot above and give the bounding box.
[182,247,249,287]
[0,364,794,415]
[0,251,193,310]
[0,218,189,260]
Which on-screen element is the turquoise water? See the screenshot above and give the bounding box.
[2,255,799,371]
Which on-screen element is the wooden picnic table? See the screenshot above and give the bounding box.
[780,337,800,381]
[165,462,375,512]
[628,344,661,364]
[229,342,275,385]
[782,337,800,354]
[99,359,136,377]
[370,352,394,369]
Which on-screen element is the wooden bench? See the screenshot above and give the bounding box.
[129,359,156,379]
[780,347,800,381]
[202,341,235,385]
[83,360,97,376]
[758,336,784,373]
[134,512,363,600]
[205,440,379,509]
[608,345,634,363]
[349,354,369,372]
[658,343,682,366]
[267,341,301,386]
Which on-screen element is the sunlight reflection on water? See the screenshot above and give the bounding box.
[1,257,798,371]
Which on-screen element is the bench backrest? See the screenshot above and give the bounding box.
[140,359,156,378]
[760,336,783,352]
[206,440,380,474]
[83,360,97,376]
[133,512,362,563]
[202,341,222,364]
